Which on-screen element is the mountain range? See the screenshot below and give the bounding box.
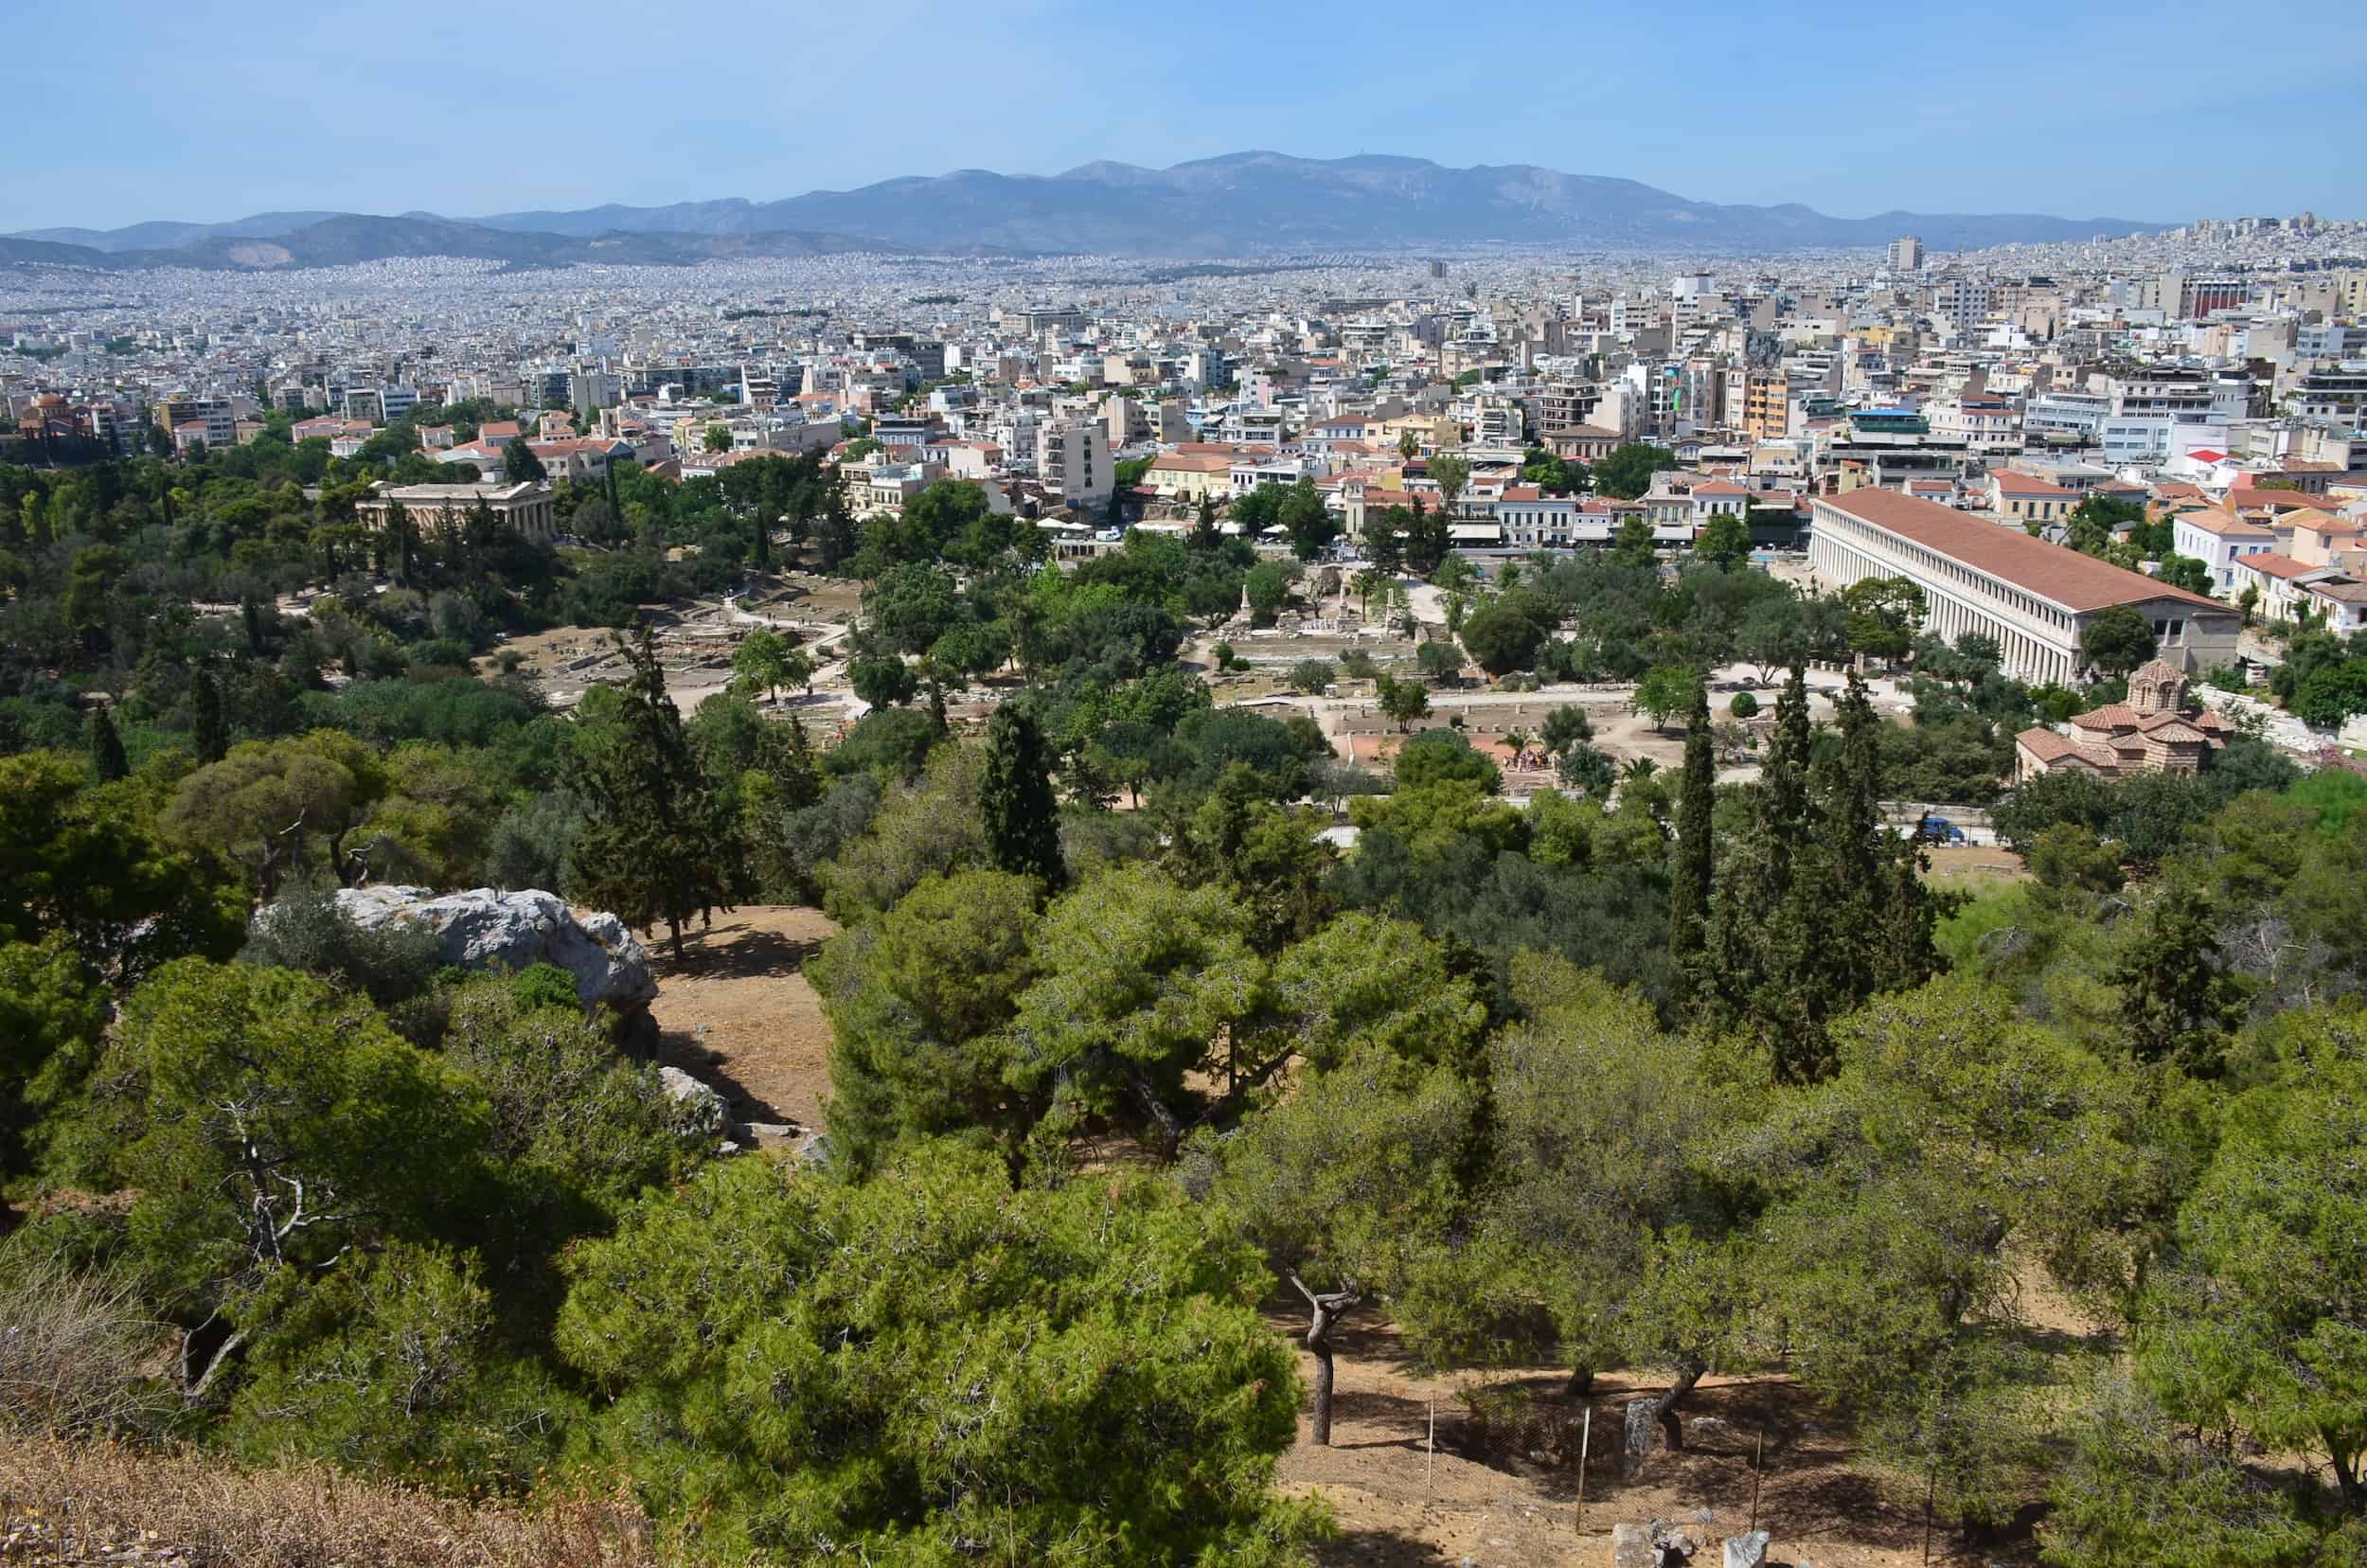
[0,215,894,272]
[5,151,2172,270]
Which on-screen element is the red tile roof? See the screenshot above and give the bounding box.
[1821,488,2224,614]
[1993,473,2077,496]
[2241,555,2332,581]
[2179,510,2273,538]
[2016,728,2118,770]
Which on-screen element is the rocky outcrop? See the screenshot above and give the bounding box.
[657,1065,727,1141]
[332,885,657,1012]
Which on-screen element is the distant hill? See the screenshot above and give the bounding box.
[9,211,345,253]
[9,152,2174,266]
[0,214,896,272]
[463,152,2167,254]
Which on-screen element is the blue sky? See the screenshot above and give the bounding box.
[9,0,2357,233]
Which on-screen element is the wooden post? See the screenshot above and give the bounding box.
[1575,1402,1593,1537]
[1922,1454,1937,1564]
[1749,1429,1764,1533]
[1426,1399,1435,1496]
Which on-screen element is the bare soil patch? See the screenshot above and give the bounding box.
[1922,843,2027,886]
[1278,1316,2035,1567]
[642,905,838,1148]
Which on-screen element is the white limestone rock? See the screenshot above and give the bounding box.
[658,1064,728,1140]
[331,885,657,1011]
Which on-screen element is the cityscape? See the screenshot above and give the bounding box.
[7,9,2367,1566]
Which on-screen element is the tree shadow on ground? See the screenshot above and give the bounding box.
[651,1028,800,1131]
[1311,1526,1460,1566]
[650,918,822,981]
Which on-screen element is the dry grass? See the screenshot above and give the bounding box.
[0,1434,675,1567]
[0,1256,167,1442]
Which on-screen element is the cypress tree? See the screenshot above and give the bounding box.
[1818,669,1887,1007]
[1764,662,1814,860]
[568,627,743,959]
[1668,674,1714,968]
[86,706,128,782]
[190,665,226,763]
[1755,661,1858,1082]
[980,704,1066,891]
[1191,494,1220,551]
[1701,662,1824,1068]
[385,499,416,584]
[1827,668,1941,1001]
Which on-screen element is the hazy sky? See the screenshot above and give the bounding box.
[10,0,2358,232]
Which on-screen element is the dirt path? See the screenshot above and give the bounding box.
[642,905,839,1149]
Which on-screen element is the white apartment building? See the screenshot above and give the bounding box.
[1808,489,2238,684]
[740,363,779,410]
[1928,400,2024,452]
[1040,419,1111,508]
[2102,414,2230,466]
[2023,391,2109,442]
[2171,509,2287,591]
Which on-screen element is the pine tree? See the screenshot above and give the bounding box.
[1668,675,1714,968]
[980,704,1065,890]
[190,665,226,764]
[568,627,743,959]
[2112,886,2245,1072]
[86,706,128,782]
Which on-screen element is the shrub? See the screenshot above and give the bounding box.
[0,1251,166,1438]
[509,961,580,1012]
[241,883,443,1009]
[1288,658,1337,693]
[1729,691,1759,719]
